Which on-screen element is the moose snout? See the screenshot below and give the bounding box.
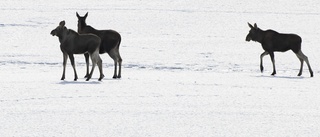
[50,30,56,36]
[245,34,251,41]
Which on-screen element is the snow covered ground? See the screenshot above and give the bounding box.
[1,0,320,136]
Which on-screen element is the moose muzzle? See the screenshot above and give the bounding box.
[245,34,251,41]
[50,30,56,36]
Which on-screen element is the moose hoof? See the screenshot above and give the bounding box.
[117,75,121,79]
[271,73,276,76]
[260,67,264,73]
[311,73,314,77]
[98,75,104,81]
[99,75,105,81]
[297,73,302,77]
[74,79,77,81]
[86,75,92,81]
[112,76,117,79]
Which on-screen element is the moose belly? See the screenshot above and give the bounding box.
[273,46,291,52]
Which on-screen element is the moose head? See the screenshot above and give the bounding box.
[50,20,67,37]
[76,12,88,29]
[246,23,262,42]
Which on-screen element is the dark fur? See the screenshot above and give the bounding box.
[77,12,122,79]
[246,23,313,77]
[51,21,104,81]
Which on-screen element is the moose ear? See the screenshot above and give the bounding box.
[59,20,65,27]
[254,23,258,28]
[76,12,80,18]
[84,12,88,18]
[248,22,254,29]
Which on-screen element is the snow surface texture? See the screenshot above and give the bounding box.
[1,0,320,136]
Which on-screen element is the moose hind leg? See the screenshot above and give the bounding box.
[112,60,118,79]
[86,53,98,81]
[296,50,313,77]
[108,49,119,79]
[269,52,276,75]
[116,49,122,78]
[84,53,90,78]
[97,55,104,81]
[295,54,304,76]
[117,58,122,78]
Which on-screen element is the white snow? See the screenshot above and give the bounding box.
[1,0,320,136]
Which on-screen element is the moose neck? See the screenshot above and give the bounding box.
[78,25,99,35]
[78,22,87,33]
[58,29,70,43]
[255,29,265,43]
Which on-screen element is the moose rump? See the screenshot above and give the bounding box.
[246,23,313,77]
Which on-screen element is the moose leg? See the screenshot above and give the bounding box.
[86,56,95,81]
[260,51,269,73]
[61,53,68,80]
[113,60,118,79]
[87,52,98,81]
[84,53,90,78]
[295,54,304,76]
[269,52,276,75]
[97,55,104,81]
[118,58,122,78]
[108,49,119,79]
[296,50,313,77]
[116,49,122,78]
[69,54,78,81]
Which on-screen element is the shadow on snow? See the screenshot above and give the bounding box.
[57,80,101,85]
[254,75,308,79]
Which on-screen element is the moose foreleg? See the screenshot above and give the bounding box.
[61,53,68,80]
[260,51,269,73]
[69,54,78,81]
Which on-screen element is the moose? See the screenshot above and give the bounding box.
[246,23,313,77]
[51,20,104,81]
[76,12,122,79]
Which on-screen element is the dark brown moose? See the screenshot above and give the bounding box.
[77,12,122,79]
[51,21,104,81]
[246,23,313,77]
